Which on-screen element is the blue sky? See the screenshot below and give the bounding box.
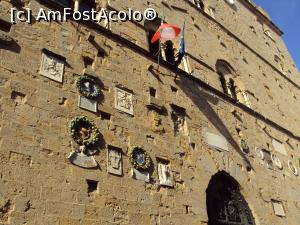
[253,0,300,71]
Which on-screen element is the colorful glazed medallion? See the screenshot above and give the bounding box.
[76,76,101,99]
[128,147,151,170]
[69,116,100,146]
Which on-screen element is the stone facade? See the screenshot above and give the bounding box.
[0,0,300,224]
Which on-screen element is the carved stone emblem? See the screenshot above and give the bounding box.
[78,96,97,112]
[115,87,133,115]
[158,161,173,187]
[107,147,122,176]
[39,52,64,83]
[68,141,98,168]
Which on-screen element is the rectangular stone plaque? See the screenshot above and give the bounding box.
[107,147,122,176]
[78,96,97,112]
[158,162,173,187]
[272,201,285,217]
[39,52,64,83]
[203,129,229,152]
[272,139,287,155]
[131,168,150,182]
[114,87,134,115]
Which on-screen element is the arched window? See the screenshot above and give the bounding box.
[206,171,256,225]
[216,60,237,100]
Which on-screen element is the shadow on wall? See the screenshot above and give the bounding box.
[0,36,21,53]
[174,75,253,171]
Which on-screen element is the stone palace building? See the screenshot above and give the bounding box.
[0,0,300,224]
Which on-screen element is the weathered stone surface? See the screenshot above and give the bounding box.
[78,96,97,112]
[68,152,98,168]
[0,0,300,224]
[131,168,150,182]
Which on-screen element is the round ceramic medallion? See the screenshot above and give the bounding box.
[128,147,151,170]
[69,116,100,146]
[76,76,101,99]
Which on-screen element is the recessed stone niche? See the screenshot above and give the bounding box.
[157,159,173,187]
[39,49,65,83]
[107,146,123,176]
[114,87,134,115]
[171,104,188,136]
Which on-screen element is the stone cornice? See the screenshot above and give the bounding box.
[239,0,283,36]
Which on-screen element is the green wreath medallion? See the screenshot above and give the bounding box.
[69,116,100,146]
[76,76,101,99]
[128,147,151,170]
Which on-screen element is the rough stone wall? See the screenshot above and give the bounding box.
[1,0,300,225]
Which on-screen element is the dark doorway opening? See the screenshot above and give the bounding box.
[206,171,256,225]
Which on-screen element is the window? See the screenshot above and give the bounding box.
[49,0,71,8]
[264,30,273,39]
[193,0,205,10]
[216,60,251,106]
[86,179,98,195]
[79,0,95,12]
[216,60,236,99]
[144,19,162,56]
[0,19,12,33]
[249,26,256,34]
[163,40,176,64]
[226,0,235,5]
[149,87,156,98]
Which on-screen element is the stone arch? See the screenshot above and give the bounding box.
[206,171,256,225]
[216,60,251,107]
[216,60,236,99]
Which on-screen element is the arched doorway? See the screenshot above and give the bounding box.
[206,171,256,225]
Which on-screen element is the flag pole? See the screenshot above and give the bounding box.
[157,15,164,69]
